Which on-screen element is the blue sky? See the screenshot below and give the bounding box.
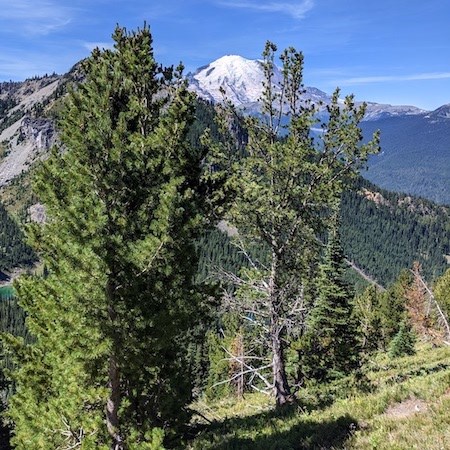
[0,0,449,110]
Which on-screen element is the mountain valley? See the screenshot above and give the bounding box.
[0,54,449,210]
[189,55,450,204]
[0,64,448,290]
[0,27,449,450]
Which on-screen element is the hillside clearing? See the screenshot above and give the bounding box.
[188,343,450,449]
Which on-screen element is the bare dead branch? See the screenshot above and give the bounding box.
[221,346,273,389]
[211,363,273,388]
[248,383,272,395]
[411,269,450,340]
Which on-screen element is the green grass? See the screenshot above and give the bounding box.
[187,343,450,449]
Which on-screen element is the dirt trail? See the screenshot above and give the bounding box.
[345,259,386,291]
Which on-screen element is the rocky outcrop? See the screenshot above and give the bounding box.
[360,188,391,207]
[0,116,56,186]
[0,72,67,186]
[28,202,46,223]
[19,116,56,150]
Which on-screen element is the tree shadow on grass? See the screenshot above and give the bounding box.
[191,405,357,450]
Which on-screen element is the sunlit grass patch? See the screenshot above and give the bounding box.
[187,343,450,449]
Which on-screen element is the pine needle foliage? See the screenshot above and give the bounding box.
[299,216,360,383]
[206,41,379,406]
[3,24,207,449]
[388,320,416,358]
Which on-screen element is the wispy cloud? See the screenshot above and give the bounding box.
[217,0,315,19]
[339,72,450,85]
[0,0,73,35]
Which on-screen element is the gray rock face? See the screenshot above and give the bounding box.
[0,116,57,186]
[28,202,47,223]
[19,116,56,150]
[0,73,63,185]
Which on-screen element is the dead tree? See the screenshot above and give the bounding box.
[407,262,450,345]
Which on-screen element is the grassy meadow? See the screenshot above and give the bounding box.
[187,343,450,449]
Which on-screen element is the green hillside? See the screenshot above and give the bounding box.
[196,180,450,290]
[0,99,448,290]
[188,343,450,449]
[190,100,450,288]
[1,29,449,450]
[341,177,450,286]
[362,113,450,205]
[0,201,36,273]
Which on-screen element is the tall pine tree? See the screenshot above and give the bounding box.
[299,214,360,383]
[207,42,379,406]
[3,25,207,449]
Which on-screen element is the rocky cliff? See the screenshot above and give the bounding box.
[0,74,65,185]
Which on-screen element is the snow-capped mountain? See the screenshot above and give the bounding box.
[424,103,450,121]
[187,55,425,121]
[187,54,450,204]
[187,54,331,113]
[188,55,272,105]
[362,102,426,121]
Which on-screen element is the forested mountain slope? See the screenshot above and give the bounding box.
[186,100,449,289]
[0,202,35,274]
[0,93,448,289]
[190,100,449,288]
[194,178,450,290]
[341,178,449,285]
[362,110,450,205]
[1,31,449,450]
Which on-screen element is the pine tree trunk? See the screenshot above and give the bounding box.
[107,353,124,449]
[271,326,292,406]
[268,254,292,407]
[106,280,124,450]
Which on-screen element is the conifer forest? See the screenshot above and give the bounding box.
[0,25,449,450]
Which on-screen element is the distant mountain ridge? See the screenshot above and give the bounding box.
[187,54,426,121]
[0,71,447,288]
[361,111,450,204]
[188,54,450,204]
[0,56,448,205]
[425,104,450,121]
